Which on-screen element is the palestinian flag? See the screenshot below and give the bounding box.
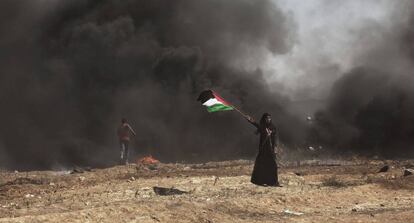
[197,90,234,112]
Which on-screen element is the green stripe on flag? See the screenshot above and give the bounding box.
[207,104,234,112]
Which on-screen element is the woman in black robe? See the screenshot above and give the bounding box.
[247,113,281,186]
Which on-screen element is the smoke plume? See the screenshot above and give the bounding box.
[310,1,414,157]
[4,0,413,169]
[0,0,302,170]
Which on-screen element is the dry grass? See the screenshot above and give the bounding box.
[2,160,414,222]
[374,176,414,190]
[322,176,347,188]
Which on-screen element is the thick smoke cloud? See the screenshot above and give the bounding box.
[311,2,414,157]
[0,0,302,170]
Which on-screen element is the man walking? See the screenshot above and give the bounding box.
[117,118,136,165]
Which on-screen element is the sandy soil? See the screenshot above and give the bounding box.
[1,159,414,222]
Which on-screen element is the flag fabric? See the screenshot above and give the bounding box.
[197,90,234,112]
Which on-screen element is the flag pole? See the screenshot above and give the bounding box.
[230,104,250,120]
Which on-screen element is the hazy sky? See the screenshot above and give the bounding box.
[266,0,399,100]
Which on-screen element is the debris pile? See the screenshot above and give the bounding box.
[378,165,389,173]
[283,209,304,216]
[70,167,92,174]
[153,186,188,196]
[403,169,413,177]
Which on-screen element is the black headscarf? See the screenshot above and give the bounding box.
[257,113,276,134]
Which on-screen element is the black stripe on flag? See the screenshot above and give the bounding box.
[197,90,215,104]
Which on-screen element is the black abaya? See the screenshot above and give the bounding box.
[249,120,279,186]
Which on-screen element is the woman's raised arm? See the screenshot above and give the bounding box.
[246,116,259,129]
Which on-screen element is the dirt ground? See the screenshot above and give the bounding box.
[1,158,414,223]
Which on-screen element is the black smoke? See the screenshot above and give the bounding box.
[0,0,304,170]
[311,3,414,158]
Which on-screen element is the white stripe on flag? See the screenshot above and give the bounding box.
[202,98,223,107]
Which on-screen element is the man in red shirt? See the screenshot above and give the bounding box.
[117,118,136,165]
